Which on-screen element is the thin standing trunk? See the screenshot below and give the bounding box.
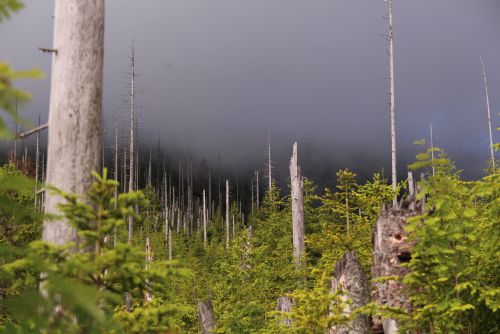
[289,142,305,269]
[145,237,153,301]
[226,180,229,248]
[232,214,235,238]
[203,189,207,246]
[480,56,496,169]
[256,170,260,208]
[387,0,397,198]
[267,132,272,191]
[43,0,105,245]
[128,41,136,243]
[208,168,212,219]
[147,146,152,187]
[34,115,40,209]
[430,122,435,175]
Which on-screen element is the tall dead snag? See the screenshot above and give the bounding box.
[480,57,496,169]
[43,0,105,245]
[430,122,435,175]
[289,142,305,269]
[198,300,216,334]
[275,296,293,327]
[329,251,370,334]
[372,194,422,333]
[34,115,40,210]
[386,0,397,198]
[144,237,153,302]
[203,189,207,246]
[267,132,273,192]
[128,41,137,243]
[225,180,229,248]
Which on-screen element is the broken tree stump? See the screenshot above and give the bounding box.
[276,295,293,327]
[329,251,370,334]
[372,196,423,333]
[198,300,216,334]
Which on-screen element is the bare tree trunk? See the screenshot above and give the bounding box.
[480,56,496,169]
[128,41,136,243]
[43,0,105,245]
[198,300,216,334]
[256,170,259,207]
[147,146,152,187]
[430,122,435,175]
[267,132,273,191]
[144,237,153,302]
[289,142,305,269]
[208,168,212,219]
[203,189,207,246]
[226,180,230,248]
[387,0,397,199]
[276,296,293,327]
[34,115,40,209]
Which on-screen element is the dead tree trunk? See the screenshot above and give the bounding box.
[127,41,136,243]
[386,0,397,198]
[275,296,293,327]
[43,0,105,245]
[329,251,370,334]
[430,122,435,175]
[372,195,422,333]
[225,180,230,248]
[256,170,260,208]
[480,56,496,168]
[203,189,207,246]
[34,115,40,210]
[198,300,216,334]
[144,237,153,302]
[289,142,305,269]
[267,132,273,192]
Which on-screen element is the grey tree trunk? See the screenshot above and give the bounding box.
[289,142,305,269]
[267,132,273,192]
[329,251,370,334]
[198,300,216,334]
[225,180,229,248]
[256,170,260,208]
[43,0,105,245]
[276,296,293,327]
[430,122,435,175]
[386,0,397,197]
[203,189,207,246]
[128,41,136,243]
[34,115,40,209]
[480,56,496,168]
[144,237,153,301]
[372,196,423,333]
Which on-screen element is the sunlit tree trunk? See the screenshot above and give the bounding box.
[43,0,105,245]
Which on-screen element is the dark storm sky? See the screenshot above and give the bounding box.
[2,0,499,187]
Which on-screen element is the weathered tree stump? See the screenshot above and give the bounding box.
[372,197,422,333]
[276,295,293,326]
[329,251,370,334]
[198,300,216,334]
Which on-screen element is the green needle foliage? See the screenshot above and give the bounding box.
[0,169,192,333]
